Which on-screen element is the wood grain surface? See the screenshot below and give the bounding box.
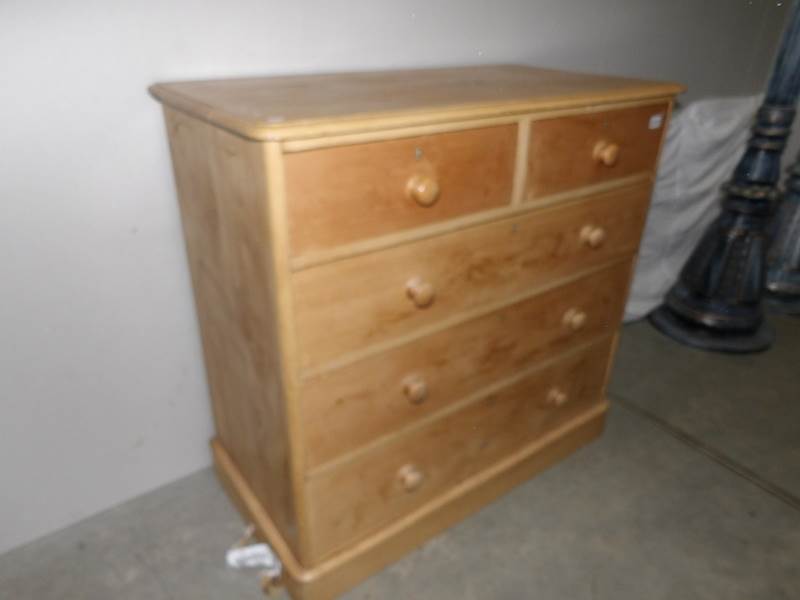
[306,338,614,560]
[284,125,516,256]
[163,108,301,555]
[292,183,652,371]
[300,261,631,469]
[149,65,683,140]
[152,64,680,599]
[527,103,668,198]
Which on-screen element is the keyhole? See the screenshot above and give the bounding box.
[415,147,423,160]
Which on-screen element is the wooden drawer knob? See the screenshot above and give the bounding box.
[544,387,569,408]
[563,308,587,331]
[402,374,428,404]
[406,276,435,308]
[593,140,620,167]
[406,174,441,207]
[580,225,607,249]
[397,464,425,492]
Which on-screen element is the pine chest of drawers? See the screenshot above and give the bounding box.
[151,65,682,599]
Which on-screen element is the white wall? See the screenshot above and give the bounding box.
[0,0,793,554]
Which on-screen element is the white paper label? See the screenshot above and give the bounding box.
[226,543,282,577]
[649,113,664,130]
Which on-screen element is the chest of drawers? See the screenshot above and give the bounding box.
[151,65,682,599]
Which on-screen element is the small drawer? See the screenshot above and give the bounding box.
[526,103,668,199]
[306,338,613,559]
[283,125,517,257]
[300,261,631,468]
[292,182,651,370]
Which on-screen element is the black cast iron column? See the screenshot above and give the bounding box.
[650,2,800,352]
[766,153,800,314]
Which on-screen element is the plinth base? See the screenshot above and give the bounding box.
[648,306,773,353]
[765,292,800,316]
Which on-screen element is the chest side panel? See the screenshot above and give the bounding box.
[163,108,301,557]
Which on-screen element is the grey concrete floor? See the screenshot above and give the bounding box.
[610,315,800,502]
[2,318,799,599]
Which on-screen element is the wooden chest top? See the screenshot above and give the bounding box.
[149,64,683,140]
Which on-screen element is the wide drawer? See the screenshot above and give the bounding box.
[306,338,614,559]
[283,125,517,257]
[301,261,631,469]
[292,183,650,370]
[526,103,668,199]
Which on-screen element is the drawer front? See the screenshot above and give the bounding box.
[306,338,613,559]
[301,261,631,469]
[293,183,650,370]
[284,125,517,257]
[526,103,668,199]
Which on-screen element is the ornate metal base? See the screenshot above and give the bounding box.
[649,306,773,353]
[765,293,800,315]
[766,157,800,314]
[652,3,800,352]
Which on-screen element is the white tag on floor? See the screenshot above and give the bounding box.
[226,543,282,577]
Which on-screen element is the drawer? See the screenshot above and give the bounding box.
[283,125,517,257]
[306,338,613,559]
[526,103,668,199]
[292,182,650,370]
[301,261,631,468]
